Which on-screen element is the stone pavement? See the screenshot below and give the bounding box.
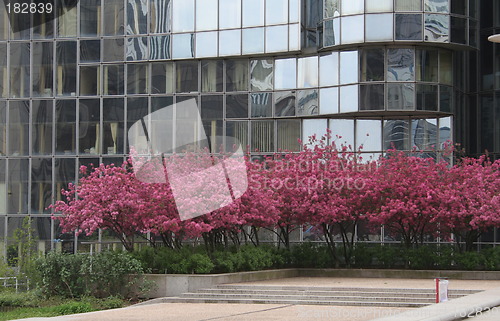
[13,278,500,321]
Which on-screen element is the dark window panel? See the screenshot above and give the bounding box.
[360,84,385,111]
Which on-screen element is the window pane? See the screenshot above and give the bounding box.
[126,37,148,61]
[56,41,77,96]
[151,0,171,33]
[226,94,249,118]
[226,60,248,92]
[323,18,340,47]
[127,64,148,94]
[412,119,437,150]
[274,91,296,116]
[339,85,358,113]
[366,0,393,12]
[220,30,241,56]
[440,85,452,112]
[366,14,393,41]
[127,0,148,34]
[356,120,382,151]
[251,93,272,117]
[0,102,6,155]
[361,48,385,82]
[440,50,453,85]
[297,90,319,115]
[243,28,264,54]
[277,120,300,151]
[320,53,339,86]
[81,0,101,36]
[387,49,415,81]
[329,119,354,148]
[80,66,100,96]
[297,56,318,88]
[319,87,338,114]
[417,50,439,82]
[127,97,149,152]
[387,83,415,110]
[32,42,54,97]
[79,99,101,154]
[176,61,198,93]
[80,40,100,63]
[172,33,194,59]
[103,38,125,62]
[196,32,218,58]
[341,15,364,44]
[395,0,422,11]
[395,14,423,40]
[8,160,29,214]
[8,101,29,156]
[200,96,223,151]
[384,120,410,150]
[340,51,358,84]
[275,58,296,90]
[425,14,449,42]
[10,42,30,98]
[219,0,241,29]
[150,35,171,60]
[103,98,125,154]
[0,44,6,97]
[303,119,328,145]
[172,0,195,32]
[57,2,77,37]
[266,0,288,25]
[103,65,124,95]
[360,84,385,110]
[226,121,248,150]
[103,0,125,35]
[243,0,264,27]
[251,59,273,91]
[450,17,466,44]
[289,24,300,51]
[341,0,364,15]
[425,0,449,13]
[151,62,174,94]
[201,61,223,92]
[416,84,438,111]
[56,100,76,154]
[251,121,274,152]
[196,0,218,31]
[324,0,340,18]
[31,159,53,214]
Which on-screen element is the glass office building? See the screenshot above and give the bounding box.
[0,0,497,253]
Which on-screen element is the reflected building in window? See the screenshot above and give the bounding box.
[0,0,496,252]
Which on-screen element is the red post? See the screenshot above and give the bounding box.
[435,278,440,303]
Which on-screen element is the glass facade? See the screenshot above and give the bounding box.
[0,0,497,252]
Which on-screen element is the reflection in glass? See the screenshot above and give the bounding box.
[56,42,77,96]
[243,28,264,54]
[0,102,6,155]
[339,85,358,113]
[450,17,466,44]
[439,117,452,147]
[57,2,77,37]
[196,32,218,58]
[150,97,173,153]
[425,14,449,42]
[387,49,415,81]
[356,120,382,151]
[172,0,195,32]
[219,0,241,29]
[361,49,385,82]
[319,87,338,114]
[172,33,194,59]
[0,44,6,97]
[416,84,438,111]
[151,62,174,94]
[103,65,124,95]
[417,50,439,82]
[103,38,125,62]
[219,30,241,56]
[440,86,452,112]
[251,93,272,118]
[324,0,340,18]
[151,0,171,33]
[56,100,76,154]
[274,91,296,117]
[226,60,248,92]
[297,57,318,88]
[226,95,249,118]
[252,121,274,152]
[384,120,410,150]
[439,50,452,85]
[320,53,339,86]
[202,61,223,92]
[366,0,393,12]
[265,25,288,53]
[81,1,101,36]
[303,119,328,145]
[243,0,264,27]
[340,51,358,84]
[323,19,340,47]
[297,90,319,116]
[226,121,248,151]
[251,60,273,91]
[424,0,449,13]
[196,0,218,31]
[8,101,29,156]
[412,119,437,150]
[360,84,385,110]
[103,98,124,155]
[127,64,148,94]
[395,0,422,11]
[387,83,415,110]
[127,97,149,151]
[329,119,354,149]
[127,37,148,61]
[150,36,170,60]
[200,95,223,151]
[275,58,296,90]
[8,159,29,214]
[176,61,198,93]
[80,40,100,62]
[289,24,300,51]
[266,0,288,25]
[32,42,53,97]
[395,14,423,40]
[80,66,100,96]
[54,158,76,203]
[277,120,300,151]
[103,0,124,35]
[366,14,393,41]
[341,15,364,44]
[341,0,364,15]
[10,43,30,98]
[289,0,300,22]
[79,99,100,154]
[31,158,53,214]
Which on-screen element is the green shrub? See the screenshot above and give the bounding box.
[212,251,235,273]
[290,243,334,268]
[186,253,214,274]
[405,246,438,270]
[455,251,482,270]
[54,301,93,315]
[98,296,124,310]
[0,291,38,308]
[480,247,500,271]
[352,243,374,268]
